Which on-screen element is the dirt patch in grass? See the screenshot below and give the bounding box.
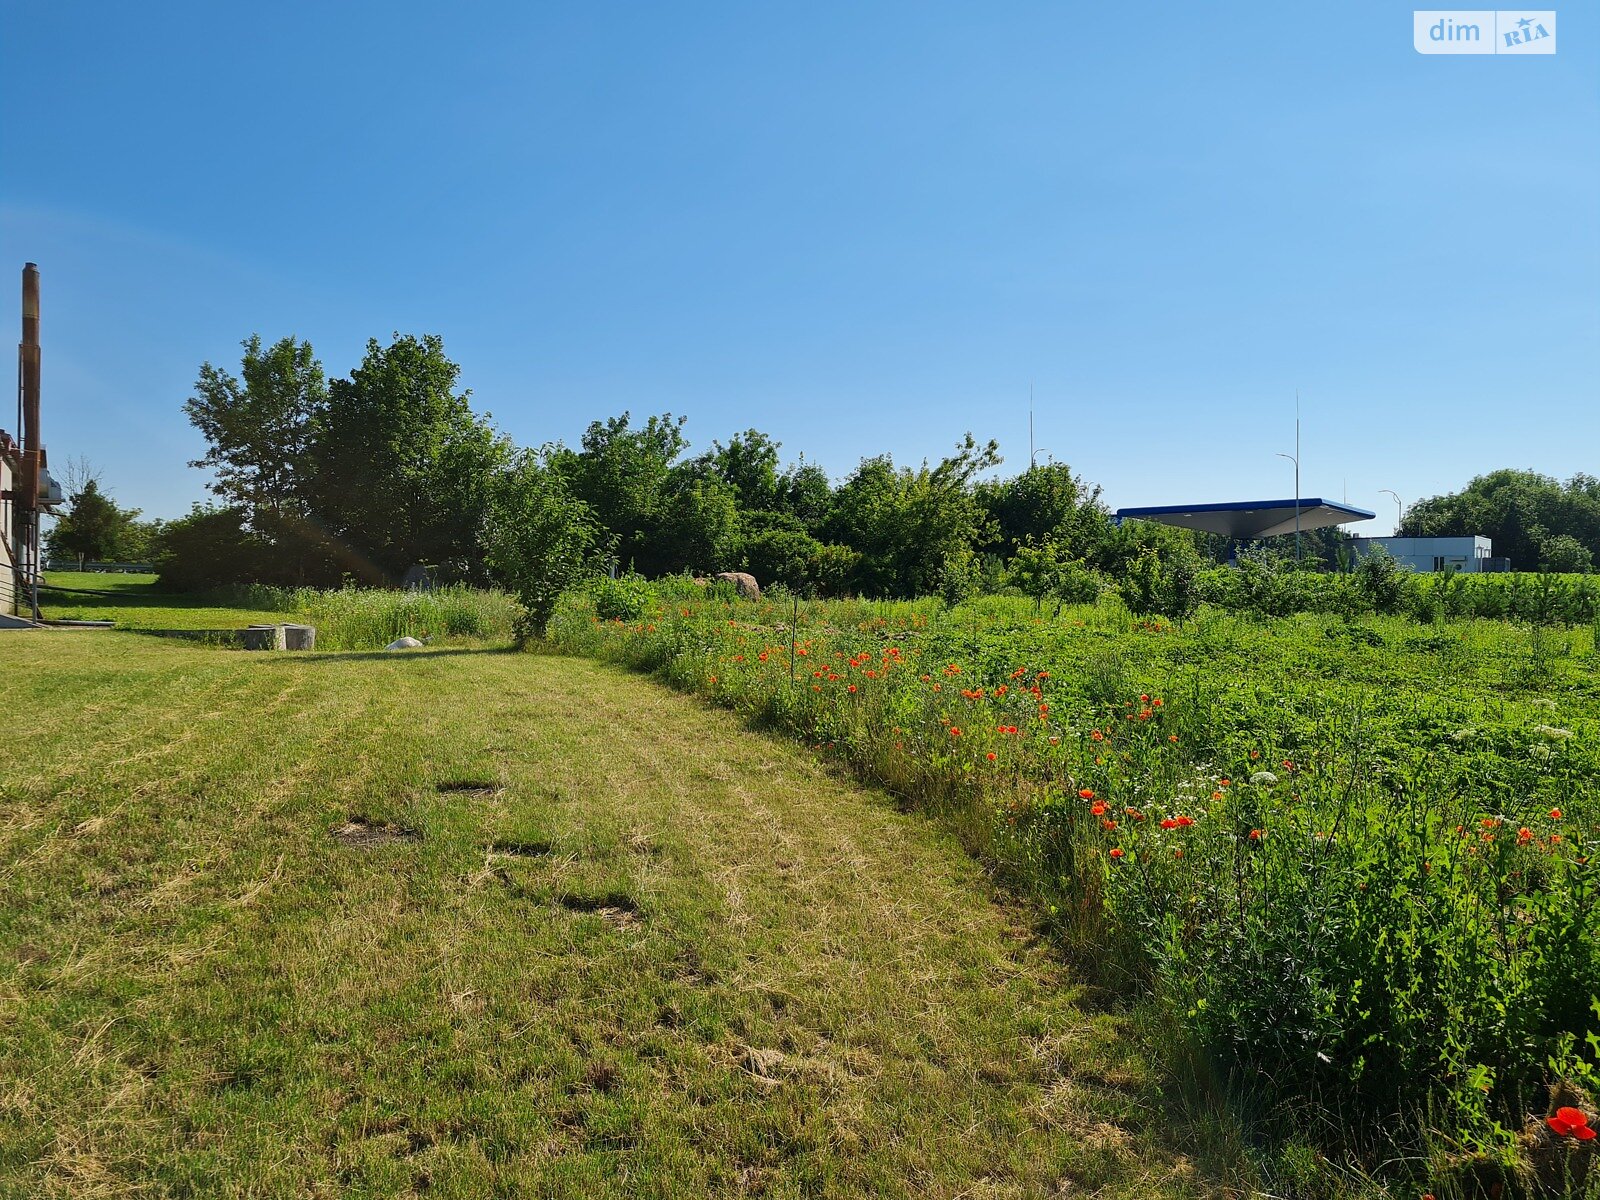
[558,891,643,928]
[488,839,552,857]
[436,779,503,797]
[331,818,421,848]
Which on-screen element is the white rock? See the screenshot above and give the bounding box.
[385,637,425,651]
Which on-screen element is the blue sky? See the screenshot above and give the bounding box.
[2,2,1596,533]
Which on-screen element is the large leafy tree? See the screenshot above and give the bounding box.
[310,334,510,581]
[43,477,144,567]
[696,429,783,512]
[1403,469,1600,571]
[184,335,325,520]
[824,435,1001,598]
[977,462,1110,559]
[548,413,695,574]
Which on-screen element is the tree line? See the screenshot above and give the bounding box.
[43,331,1596,633]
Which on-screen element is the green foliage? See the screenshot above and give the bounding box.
[1009,539,1103,612]
[152,505,280,590]
[1114,535,1203,622]
[183,334,325,519]
[740,526,860,596]
[482,453,606,642]
[43,478,145,566]
[311,333,511,582]
[1405,468,1600,571]
[548,412,690,575]
[553,590,1600,1193]
[1541,532,1594,574]
[823,434,1001,598]
[977,462,1110,558]
[590,573,655,622]
[696,428,783,512]
[1354,543,1407,614]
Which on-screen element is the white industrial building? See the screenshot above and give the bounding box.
[1347,535,1499,573]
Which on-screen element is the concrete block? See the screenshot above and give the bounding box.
[243,624,287,651]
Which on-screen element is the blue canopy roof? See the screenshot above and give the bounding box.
[1114,498,1376,540]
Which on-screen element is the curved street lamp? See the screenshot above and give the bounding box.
[1379,489,1404,534]
[1276,451,1301,563]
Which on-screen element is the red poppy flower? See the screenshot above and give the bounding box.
[1159,818,1179,830]
[986,751,997,761]
[1091,802,1107,816]
[1547,1106,1595,1139]
[1109,847,1124,859]
[1091,730,1105,742]
[1248,829,1262,841]
[1549,808,1563,820]
[1175,815,1195,827]
[1079,788,1095,800]
[1102,819,1117,831]
[1139,694,1150,703]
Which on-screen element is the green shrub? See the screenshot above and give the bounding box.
[591,574,655,622]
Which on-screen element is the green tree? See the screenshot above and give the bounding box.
[184,335,325,520]
[1404,469,1600,571]
[483,453,608,643]
[699,429,783,512]
[43,478,143,567]
[977,462,1110,560]
[311,334,510,582]
[1540,533,1593,574]
[779,458,834,534]
[824,435,1000,598]
[549,412,689,573]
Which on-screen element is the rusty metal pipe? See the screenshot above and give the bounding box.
[19,262,40,517]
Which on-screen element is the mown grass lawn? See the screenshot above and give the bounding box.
[0,632,1215,1199]
[39,572,292,631]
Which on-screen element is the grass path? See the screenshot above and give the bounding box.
[0,633,1214,1198]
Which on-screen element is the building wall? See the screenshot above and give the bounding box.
[1348,535,1493,573]
[1,451,15,615]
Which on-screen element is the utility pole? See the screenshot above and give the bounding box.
[1028,382,1033,467]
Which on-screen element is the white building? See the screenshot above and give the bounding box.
[1348,535,1496,573]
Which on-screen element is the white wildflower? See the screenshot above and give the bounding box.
[1249,770,1279,786]
[1532,724,1573,741]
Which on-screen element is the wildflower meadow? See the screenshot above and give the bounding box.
[554,581,1600,1194]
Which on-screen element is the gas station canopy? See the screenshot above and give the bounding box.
[1114,498,1376,540]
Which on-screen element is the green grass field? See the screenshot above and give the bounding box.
[38,572,518,649]
[38,572,293,631]
[0,631,1214,1199]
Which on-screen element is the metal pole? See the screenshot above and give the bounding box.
[18,263,41,619]
[1380,489,1403,533]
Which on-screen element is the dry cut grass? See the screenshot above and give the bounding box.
[0,631,1225,1199]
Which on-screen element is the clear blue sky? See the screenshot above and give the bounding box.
[3,2,1596,533]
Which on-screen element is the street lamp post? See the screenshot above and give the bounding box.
[1379,489,1404,534]
[1276,451,1301,563]
[1276,395,1303,564]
